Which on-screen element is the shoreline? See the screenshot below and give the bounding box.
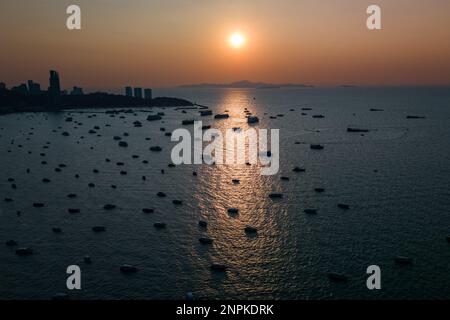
[0,97,202,116]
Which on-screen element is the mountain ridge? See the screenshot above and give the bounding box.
[178,80,315,89]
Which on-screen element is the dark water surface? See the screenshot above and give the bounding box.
[1,87,449,299]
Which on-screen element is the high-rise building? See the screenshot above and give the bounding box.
[134,87,143,99]
[0,82,6,90]
[71,86,84,95]
[144,88,153,100]
[125,87,133,97]
[27,80,41,95]
[49,70,61,96]
[48,70,62,105]
[11,83,29,95]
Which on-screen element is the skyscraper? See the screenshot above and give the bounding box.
[125,87,133,97]
[134,87,143,99]
[144,88,153,100]
[48,70,61,105]
[0,82,6,90]
[70,87,84,95]
[49,71,61,96]
[27,80,41,95]
[11,83,29,95]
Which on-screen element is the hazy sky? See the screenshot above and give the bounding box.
[1,0,450,90]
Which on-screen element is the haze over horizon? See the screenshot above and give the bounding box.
[1,0,450,91]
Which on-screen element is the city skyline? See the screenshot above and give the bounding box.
[0,71,153,97]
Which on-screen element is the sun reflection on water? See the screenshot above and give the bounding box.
[190,89,287,297]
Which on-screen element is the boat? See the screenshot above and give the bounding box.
[292,167,306,173]
[244,226,257,234]
[150,146,162,152]
[406,115,425,119]
[157,192,167,197]
[147,115,162,121]
[84,256,92,264]
[312,115,325,118]
[200,110,213,116]
[337,203,350,210]
[347,127,369,133]
[172,200,183,205]
[92,226,106,232]
[370,108,384,112]
[199,237,213,244]
[304,209,318,214]
[395,256,413,265]
[142,208,154,213]
[103,204,116,210]
[182,119,195,125]
[68,208,80,214]
[210,264,227,271]
[269,193,283,199]
[154,222,167,229]
[118,141,128,147]
[314,188,325,193]
[327,272,348,282]
[247,116,259,124]
[6,240,18,246]
[16,247,33,256]
[310,144,324,150]
[33,203,45,208]
[120,264,138,274]
[214,113,229,119]
[52,227,62,233]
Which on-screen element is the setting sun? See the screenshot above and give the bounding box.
[229,32,246,48]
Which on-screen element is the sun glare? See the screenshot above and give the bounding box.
[229,33,246,49]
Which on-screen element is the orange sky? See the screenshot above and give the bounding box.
[1,0,450,90]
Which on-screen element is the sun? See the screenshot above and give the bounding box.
[229,32,246,48]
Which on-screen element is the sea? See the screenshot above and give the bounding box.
[0,86,449,299]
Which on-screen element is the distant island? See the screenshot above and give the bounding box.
[178,80,315,89]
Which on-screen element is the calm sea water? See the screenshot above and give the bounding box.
[1,87,450,300]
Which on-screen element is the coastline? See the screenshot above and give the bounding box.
[0,96,196,116]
